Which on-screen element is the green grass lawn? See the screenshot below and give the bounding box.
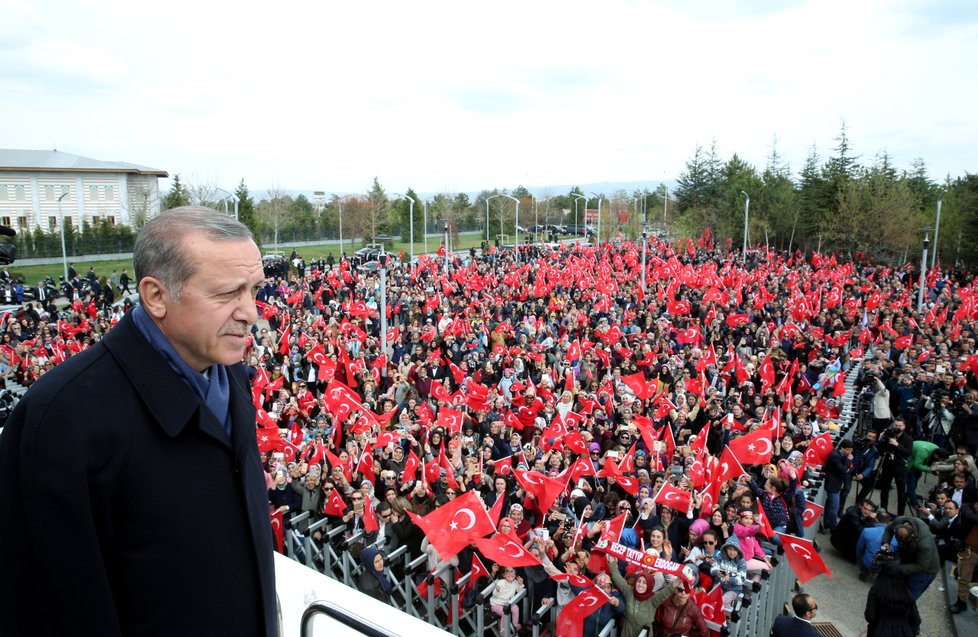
[7,231,580,285]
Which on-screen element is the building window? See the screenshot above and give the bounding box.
[0,185,7,200]
[90,185,99,201]
[17,216,27,229]
[45,185,55,201]
[104,185,114,201]
[0,217,9,227]
[15,185,25,201]
[49,216,57,230]
[65,216,72,228]
[108,216,117,225]
[91,215,100,225]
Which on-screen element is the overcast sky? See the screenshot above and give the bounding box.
[1,0,975,196]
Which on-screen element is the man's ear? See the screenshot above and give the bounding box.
[138,276,169,320]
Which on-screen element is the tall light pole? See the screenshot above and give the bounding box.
[215,187,239,221]
[589,192,603,245]
[932,192,944,269]
[57,190,70,281]
[422,195,436,254]
[918,227,933,313]
[501,194,520,248]
[336,194,360,259]
[379,249,388,366]
[390,193,417,265]
[641,220,649,293]
[740,191,750,260]
[443,222,450,275]
[486,194,505,245]
[571,193,586,236]
[662,184,669,222]
[533,195,551,242]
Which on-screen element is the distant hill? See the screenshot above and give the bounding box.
[253,179,677,203]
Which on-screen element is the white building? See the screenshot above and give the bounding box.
[0,149,167,233]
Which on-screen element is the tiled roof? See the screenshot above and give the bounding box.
[0,149,167,176]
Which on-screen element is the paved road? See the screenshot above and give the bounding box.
[804,473,955,637]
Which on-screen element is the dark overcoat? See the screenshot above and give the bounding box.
[0,313,276,636]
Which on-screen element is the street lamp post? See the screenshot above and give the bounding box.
[932,192,944,269]
[422,196,436,255]
[740,191,750,260]
[486,194,504,245]
[215,187,239,221]
[918,227,933,313]
[57,190,70,281]
[379,250,388,366]
[641,220,649,293]
[663,185,668,222]
[589,192,603,245]
[443,222,450,275]
[390,193,417,266]
[571,193,586,236]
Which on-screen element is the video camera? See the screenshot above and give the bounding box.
[0,225,16,265]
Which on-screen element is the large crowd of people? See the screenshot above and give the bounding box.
[3,229,978,636]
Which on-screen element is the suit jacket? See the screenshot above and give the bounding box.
[770,614,821,637]
[0,314,276,636]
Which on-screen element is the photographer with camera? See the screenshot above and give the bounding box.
[878,516,940,602]
[951,391,978,457]
[850,430,881,508]
[921,391,956,451]
[876,418,913,516]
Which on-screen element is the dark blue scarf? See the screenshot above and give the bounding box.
[132,306,232,437]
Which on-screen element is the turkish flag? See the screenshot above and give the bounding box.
[490,455,513,477]
[667,300,691,315]
[278,325,291,355]
[676,325,702,344]
[556,587,610,637]
[725,313,750,328]
[622,372,656,400]
[513,469,568,514]
[322,488,348,517]
[355,450,376,484]
[567,456,596,484]
[808,432,835,466]
[832,371,847,397]
[777,533,832,583]
[436,407,465,435]
[728,428,774,465]
[654,482,692,512]
[408,490,496,560]
[475,533,543,567]
[270,509,284,553]
[567,338,582,362]
[401,449,421,483]
[694,584,727,629]
[803,502,824,528]
[715,446,747,483]
[256,427,279,453]
[894,334,913,349]
[363,496,379,533]
[759,356,776,392]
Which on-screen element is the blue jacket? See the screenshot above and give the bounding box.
[856,524,887,572]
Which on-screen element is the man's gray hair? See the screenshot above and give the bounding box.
[133,206,254,299]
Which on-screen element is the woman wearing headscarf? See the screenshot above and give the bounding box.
[358,546,392,604]
[606,555,680,637]
[865,561,920,637]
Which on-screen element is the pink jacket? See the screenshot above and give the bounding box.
[733,523,767,560]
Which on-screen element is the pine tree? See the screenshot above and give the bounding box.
[235,179,260,245]
[162,174,191,210]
